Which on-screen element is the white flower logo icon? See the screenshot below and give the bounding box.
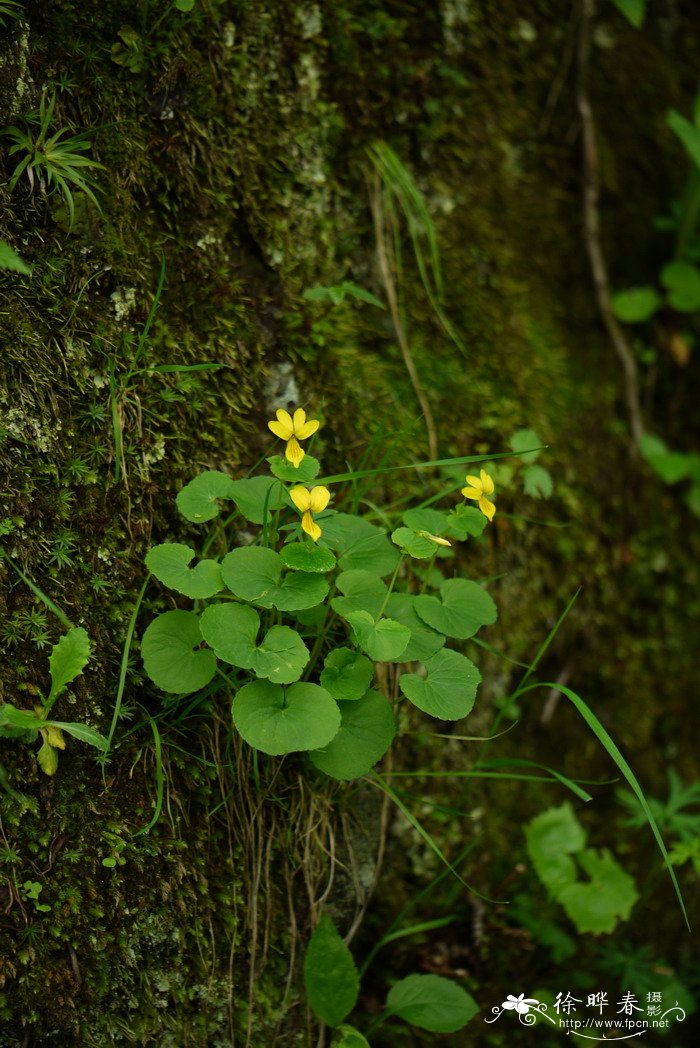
[502,993,539,1015]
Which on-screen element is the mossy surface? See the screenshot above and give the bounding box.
[1,1,699,1045]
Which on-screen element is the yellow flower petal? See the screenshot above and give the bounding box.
[465,474,483,492]
[478,495,496,522]
[269,409,294,440]
[295,417,320,440]
[290,486,312,512]
[480,469,495,495]
[308,485,330,513]
[301,511,322,542]
[461,486,482,501]
[285,436,305,468]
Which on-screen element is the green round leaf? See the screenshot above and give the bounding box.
[402,507,450,535]
[399,648,481,719]
[279,542,336,573]
[509,427,542,462]
[233,680,340,755]
[446,504,487,539]
[304,914,359,1027]
[391,526,440,559]
[268,454,321,483]
[176,470,236,523]
[661,259,700,312]
[346,611,410,663]
[254,626,309,684]
[386,974,479,1033]
[321,513,399,576]
[229,476,285,524]
[310,689,395,780]
[331,1026,371,1048]
[385,594,445,662]
[145,542,223,598]
[332,570,387,619]
[221,547,328,610]
[523,465,553,499]
[415,578,497,639]
[141,610,217,694]
[200,603,309,683]
[320,647,374,701]
[611,286,662,323]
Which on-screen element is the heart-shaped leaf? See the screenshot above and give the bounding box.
[385,974,479,1033]
[146,542,223,598]
[141,610,217,694]
[279,542,336,573]
[446,505,487,539]
[415,578,497,639]
[385,594,445,662]
[304,914,359,1027]
[310,689,395,780]
[199,603,309,684]
[176,470,237,522]
[391,527,441,560]
[229,476,286,524]
[403,507,450,535]
[233,680,340,755]
[399,648,481,719]
[332,570,387,619]
[321,513,399,576]
[346,611,410,663]
[221,547,328,611]
[320,647,374,701]
[268,454,321,483]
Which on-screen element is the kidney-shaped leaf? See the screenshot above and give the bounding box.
[391,527,441,560]
[321,513,399,577]
[346,611,410,663]
[233,680,340,755]
[332,570,387,619]
[403,507,450,536]
[279,542,336,573]
[176,470,237,523]
[229,476,286,524]
[320,647,374,701]
[385,974,478,1033]
[268,454,321,483]
[304,914,359,1027]
[399,648,481,720]
[141,610,217,694]
[415,578,497,639]
[385,594,445,663]
[310,689,395,780]
[221,547,328,611]
[146,542,223,599]
[199,603,308,684]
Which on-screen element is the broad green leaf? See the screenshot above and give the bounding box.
[391,527,440,559]
[332,570,387,619]
[46,721,108,751]
[385,594,445,662]
[668,107,700,170]
[385,974,479,1033]
[510,427,543,462]
[229,476,285,524]
[141,610,217,694]
[0,238,30,275]
[145,542,222,598]
[557,848,639,933]
[610,0,645,29]
[176,470,237,522]
[525,803,585,896]
[523,465,553,499]
[346,611,410,663]
[233,680,340,755]
[37,740,59,775]
[221,547,328,610]
[199,604,309,684]
[320,647,374,701]
[321,513,399,576]
[660,259,700,312]
[403,507,450,535]
[414,578,497,639]
[331,1026,371,1048]
[399,648,480,719]
[310,689,395,780]
[48,627,91,704]
[304,914,359,1027]
[611,286,662,323]
[268,454,320,483]
[446,504,487,539]
[279,542,336,573]
[0,705,42,731]
[174,0,195,10]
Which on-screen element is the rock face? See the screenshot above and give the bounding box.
[1,2,699,1044]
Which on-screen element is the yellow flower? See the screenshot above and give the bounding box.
[461,468,496,522]
[289,485,331,542]
[268,407,319,468]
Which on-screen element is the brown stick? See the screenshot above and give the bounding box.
[577,0,645,450]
